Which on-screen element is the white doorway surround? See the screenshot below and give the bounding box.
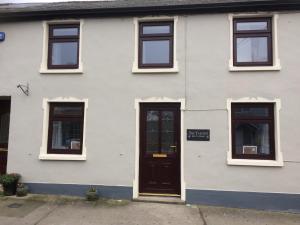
[133,97,186,201]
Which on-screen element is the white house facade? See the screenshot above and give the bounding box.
[0,0,300,212]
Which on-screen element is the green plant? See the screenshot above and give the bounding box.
[0,173,21,185]
[88,186,96,192]
[86,186,99,201]
[16,183,28,197]
[0,173,21,196]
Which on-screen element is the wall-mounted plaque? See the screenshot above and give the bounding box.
[187,129,210,141]
[0,32,5,42]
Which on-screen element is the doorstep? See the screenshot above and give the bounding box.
[133,195,185,205]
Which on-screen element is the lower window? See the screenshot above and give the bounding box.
[47,102,84,154]
[231,103,275,160]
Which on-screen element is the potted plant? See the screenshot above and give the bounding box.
[85,186,99,201]
[0,173,21,196]
[16,183,28,197]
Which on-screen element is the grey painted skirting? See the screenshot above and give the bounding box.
[186,189,300,213]
[26,183,132,200]
[25,183,300,212]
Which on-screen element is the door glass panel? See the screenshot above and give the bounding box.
[234,122,270,155]
[146,111,159,153]
[161,111,175,153]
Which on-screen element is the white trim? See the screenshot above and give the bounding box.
[228,13,281,72]
[39,19,84,74]
[132,16,179,74]
[39,97,88,161]
[39,154,86,161]
[132,67,179,74]
[133,97,186,201]
[226,97,283,167]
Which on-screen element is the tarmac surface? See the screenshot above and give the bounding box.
[0,195,299,225]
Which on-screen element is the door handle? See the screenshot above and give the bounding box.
[170,145,177,152]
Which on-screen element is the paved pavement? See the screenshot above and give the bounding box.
[0,195,299,225]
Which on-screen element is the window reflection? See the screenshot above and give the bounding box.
[51,42,78,66]
[142,40,170,64]
[237,37,268,63]
[234,122,270,155]
[52,121,81,150]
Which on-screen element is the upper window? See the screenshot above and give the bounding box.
[48,24,80,69]
[231,103,275,160]
[47,102,84,155]
[233,18,272,66]
[138,21,174,68]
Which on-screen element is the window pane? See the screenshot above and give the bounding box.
[142,40,170,64]
[236,21,268,31]
[51,121,81,150]
[51,42,78,66]
[53,28,79,36]
[53,105,82,117]
[146,111,159,153]
[143,25,170,34]
[161,111,175,153]
[234,106,270,118]
[236,37,268,63]
[234,122,270,155]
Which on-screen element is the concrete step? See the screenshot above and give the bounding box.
[133,196,185,205]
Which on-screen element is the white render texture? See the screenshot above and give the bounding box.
[0,12,300,195]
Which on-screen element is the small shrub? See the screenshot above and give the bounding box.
[16,183,28,197]
[0,173,21,196]
[0,173,21,185]
[86,186,99,201]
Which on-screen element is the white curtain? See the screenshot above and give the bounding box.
[52,121,63,149]
[260,125,270,154]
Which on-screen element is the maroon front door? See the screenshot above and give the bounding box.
[139,103,181,195]
[0,100,10,175]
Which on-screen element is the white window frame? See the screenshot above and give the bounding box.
[132,16,179,74]
[227,97,283,167]
[40,19,84,74]
[39,97,88,160]
[228,13,281,71]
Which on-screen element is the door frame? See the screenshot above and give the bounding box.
[133,97,186,201]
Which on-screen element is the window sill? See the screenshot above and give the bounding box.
[39,154,86,161]
[132,65,179,74]
[229,64,281,72]
[227,158,283,167]
[39,67,83,74]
